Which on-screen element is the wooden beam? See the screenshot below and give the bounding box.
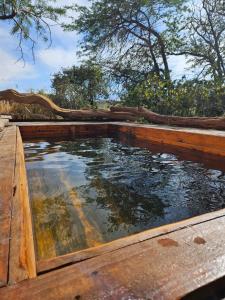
[37,207,225,274]
[0,118,9,132]
[2,214,225,299]
[0,126,17,287]
[8,128,36,285]
[18,123,109,140]
[110,123,225,157]
[16,122,225,157]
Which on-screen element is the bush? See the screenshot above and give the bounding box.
[122,75,225,117]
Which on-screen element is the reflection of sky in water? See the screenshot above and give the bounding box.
[24,138,225,260]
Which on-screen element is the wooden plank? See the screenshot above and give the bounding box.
[16,121,225,156]
[37,206,225,273]
[14,121,225,274]
[3,121,224,298]
[0,119,9,132]
[0,115,12,119]
[0,126,17,287]
[111,123,225,157]
[8,128,36,285]
[2,214,225,299]
[19,123,109,140]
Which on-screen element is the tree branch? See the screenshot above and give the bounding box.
[1,89,225,130]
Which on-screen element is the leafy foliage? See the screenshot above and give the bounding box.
[66,0,187,81]
[172,0,225,80]
[1,0,225,118]
[123,75,225,116]
[0,0,70,60]
[65,0,225,116]
[51,62,109,108]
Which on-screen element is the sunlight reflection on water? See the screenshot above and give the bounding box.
[24,138,225,260]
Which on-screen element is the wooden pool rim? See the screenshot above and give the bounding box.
[1,121,225,299]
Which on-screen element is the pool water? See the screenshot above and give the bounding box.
[24,138,225,260]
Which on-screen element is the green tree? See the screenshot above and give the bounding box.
[122,75,225,117]
[171,0,225,80]
[51,62,109,108]
[66,0,186,81]
[0,0,71,60]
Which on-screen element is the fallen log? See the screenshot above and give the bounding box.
[110,106,225,130]
[0,89,136,121]
[1,89,225,130]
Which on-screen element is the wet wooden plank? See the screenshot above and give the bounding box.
[0,126,17,287]
[110,123,225,157]
[37,206,225,273]
[19,123,109,140]
[3,121,224,298]
[12,120,225,137]
[8,128,36,285]
[117,132,225,171]
[16,121,225,156]
[2,214,225,299]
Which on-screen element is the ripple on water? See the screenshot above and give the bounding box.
[24,137,225,259]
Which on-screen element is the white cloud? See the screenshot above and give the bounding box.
[51,0,90,24]
[48,0,90,42]
[38,47,79,70]
[0,49,35,84]
[0,1,89,91]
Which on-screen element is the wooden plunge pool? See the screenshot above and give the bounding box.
[24,137,225,261]
[1,122,225,300]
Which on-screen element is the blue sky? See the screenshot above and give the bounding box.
[0,0,90,92]
[0,0,190,93]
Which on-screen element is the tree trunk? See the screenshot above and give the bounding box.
[1,89,225,130]
[0,90,136,121]
[110,107,225,130]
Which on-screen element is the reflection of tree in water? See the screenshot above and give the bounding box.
[25,137,225,247]
[79,177,166,233]
[180,164,225,215]
[24,138,107,161]
[60,139,105,156]
[24,141,61,162]
[65,138,225,233]
[67,139,172,232]
[32,192,87,259]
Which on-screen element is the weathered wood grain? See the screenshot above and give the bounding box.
[17,122,225,157]
[0,90,136,121]
[2,214,225,299]
[0,118,9,132]
[1,122,225,298]
[110,123,225,157]
[8,128,36,285]
[0,126,17,287]
[37,206,225,273]
[111,106,225,130]
[19,123,109,139]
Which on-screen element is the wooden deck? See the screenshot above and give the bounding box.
[1,122,225,299]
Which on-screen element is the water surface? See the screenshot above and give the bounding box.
[24,138,225,260]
